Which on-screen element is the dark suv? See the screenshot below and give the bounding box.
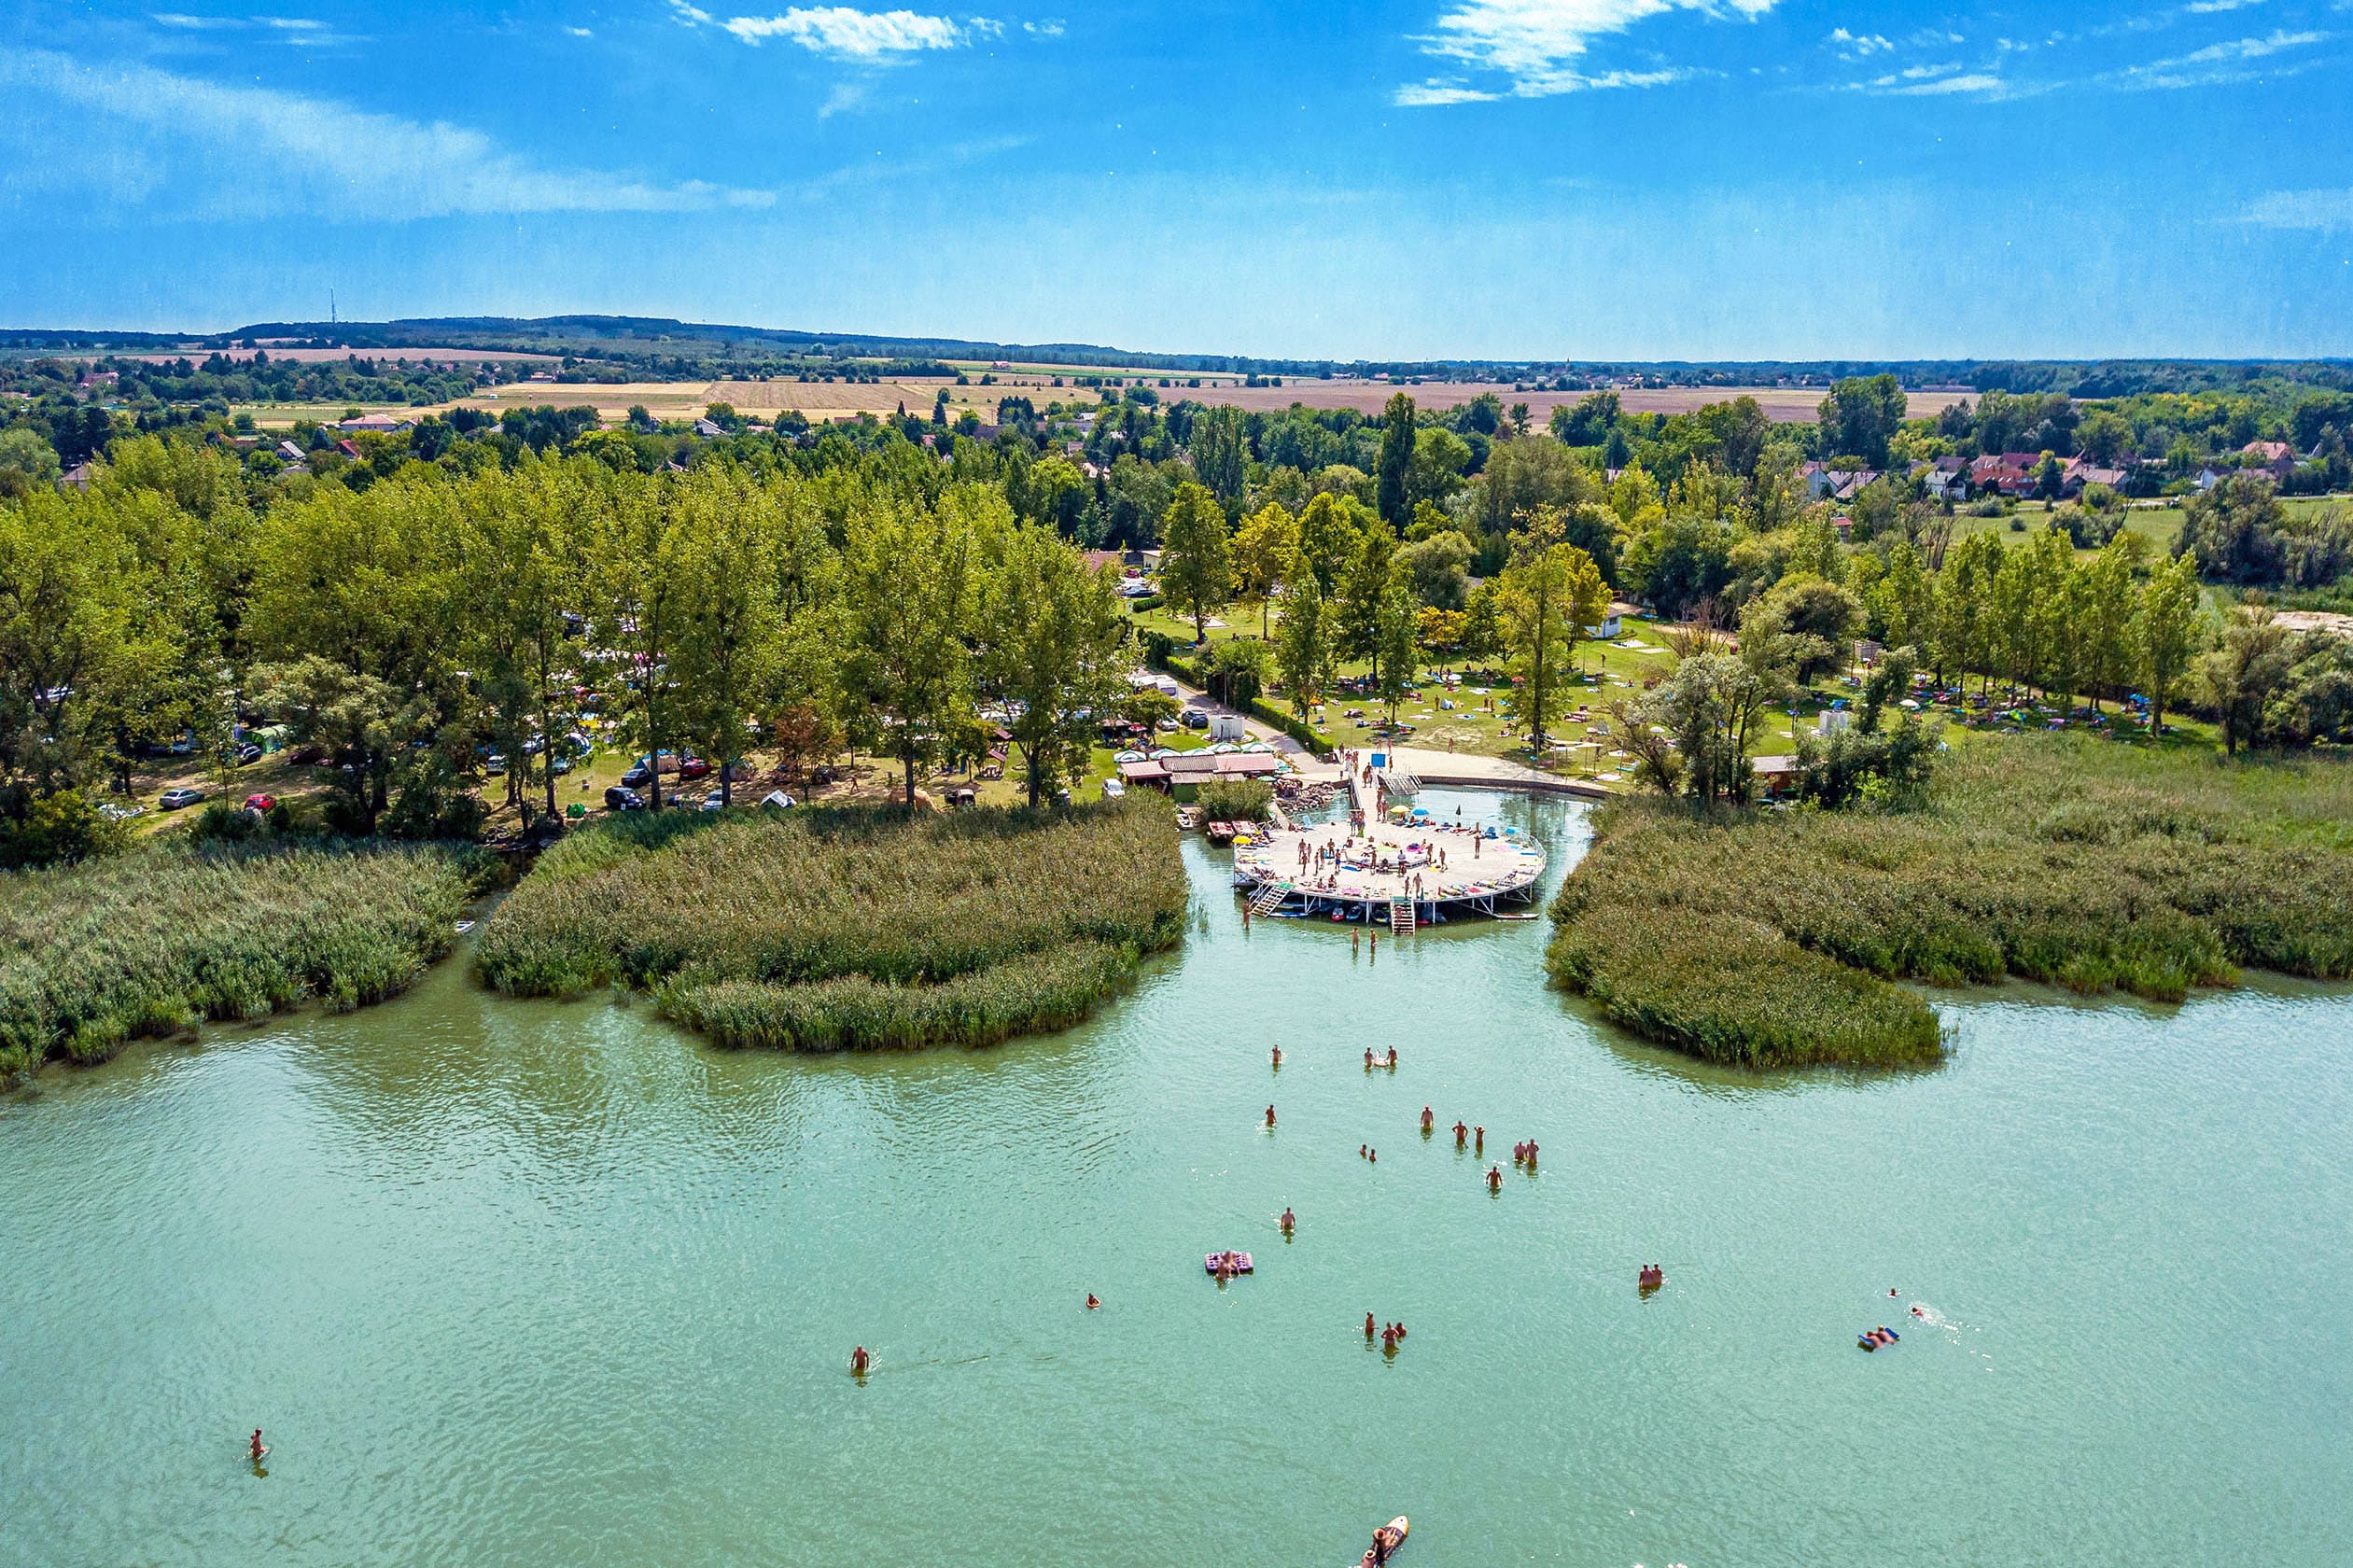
[603,785,645,812]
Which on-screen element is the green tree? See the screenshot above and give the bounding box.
[2135,551,2204,735]
[1230,501,1300,638]
[1158,481,1232,643]
[1275,578,1332,720]
[1376,392,1415,527]
[2074,535,2138,712]
[1496,509,1608,757]
[839,489,981,805]
[1373,581,1419,724]
[2199,608,2298,754]
[981,522,1124,806]
[1815,373,1908,468]
[666,464,786,807]
[1296,491,1362,596]
[1642,651,1777,805]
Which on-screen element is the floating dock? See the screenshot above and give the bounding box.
[1230,758,1547,929]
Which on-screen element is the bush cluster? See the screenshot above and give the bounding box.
[0,840,485,1086]
[1547,735,2353,1068]
[476,796,1187,1052]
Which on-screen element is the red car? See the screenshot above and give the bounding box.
[676,755,712,780]
[243,793,276,814]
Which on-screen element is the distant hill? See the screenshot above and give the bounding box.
[1,315,2347,397]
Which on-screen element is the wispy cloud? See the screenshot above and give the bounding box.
[672,4,985,59]
[2108,26,2330,86]
[0,49,773,219]
[2239,188,2353,230]
[1395,78,1499,105]
[1409,0,1773,98]
[1829,26,1891,58]
[151,11,349,44]
[1889,70,2016,97]
[2187,0,2267,12]
[1023,18,1063,36]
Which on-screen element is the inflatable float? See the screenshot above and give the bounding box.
[1856,1326,1901,1351]
[1353,1516,1409,1566]
[1203,1251,1254,1275]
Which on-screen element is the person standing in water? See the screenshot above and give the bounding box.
[1487,1165,1503,1192]
[1281,1207,1296,1233]
[1421,1106,1435,1132]
[850,1346,871,1377]
[1365,1312,1377,1339]
[1266,1104,1277,1128]
[1474,1125,1484,1153]
[1085,1294,1100,1310]
[1364,1047,1376,1071]
[248,1430,267,1463]
[1453,1119,1468,1147]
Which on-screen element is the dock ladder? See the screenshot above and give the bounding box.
[1250,882,1291,917]
[1389,898,1416,935]
[1382,763,1422,799]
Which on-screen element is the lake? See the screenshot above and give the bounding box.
[5,789,2348,1566]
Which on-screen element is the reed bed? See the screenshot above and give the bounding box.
[0,841,484,1086]
[477,797,1187,1052]
[1547,735,2353,1068]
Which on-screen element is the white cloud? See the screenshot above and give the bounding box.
[2107,26,2330,85]
[1412,0,1775,96]
[1023,18,1064,35]
[2187,0,2266,12]
[566,25,595,36]
[0,49,773,219]
[2240,188,2353,229]
[1889,71,2013,96]
[1829,26,1891,57]
[1395,78,1500,105]
[152,12,240,27]
[699,7,976,58]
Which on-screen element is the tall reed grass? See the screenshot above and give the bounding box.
[0,841,486,1086]
[477,797,1187,1052]
[1548,735,2353,1068]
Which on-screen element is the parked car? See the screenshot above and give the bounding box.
[676,755,711,780]
[158,788,205,810]
[1181,708,1209,730]
[696,792,726,812]
[483,753,507,777]
[603,785,645,812]
[242,793,276,814]
[235,742,263,766]
[620,763,653,789]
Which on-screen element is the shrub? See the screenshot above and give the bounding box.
[0,839,486,1087]
[477,796,1187,1052]
[1547,735,2353,1068]
[1195,778,1274,822]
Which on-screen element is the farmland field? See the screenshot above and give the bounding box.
[1125,381,1966,423]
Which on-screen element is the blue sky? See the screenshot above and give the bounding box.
[2,1,2349,358]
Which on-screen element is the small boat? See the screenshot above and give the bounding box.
[1353,1516,1408,1566]
[1203,1251,1254,1275]
[1205,820,1236,843]
[1176,806,1203,830]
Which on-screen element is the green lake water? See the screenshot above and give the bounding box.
[5,789,2350,1566]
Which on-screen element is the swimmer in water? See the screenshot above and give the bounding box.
[249,1429,267,1462]
[850,1346,870,1376]
[1360,1144,1368,1159]
[1422,1105,1434,1131]
[1271,1045,1282,1068]
[1365,1047,1376,1070]
[1365,1312,1377,1339]
[1085,1294,1100,1310]
[1266,1104,1277,1127]
[1474,1125,1484,1153]
[1487,1164,1503,1192]
[1452,1120,1467,1146]
[1386,1046,1397,1069]
[1368,1147,1376,1164]
[1281,1207,1296,1233]
[1911,1305,1925,1318]
[1524,1139,1537,1163]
